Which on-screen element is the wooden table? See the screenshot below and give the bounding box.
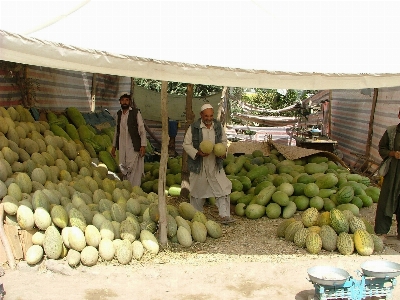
[294,137,338,153]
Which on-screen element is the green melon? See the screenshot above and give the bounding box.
[34,207,52,231]
[336,186,354,204]
[245,203,265,219]
[98,238,115,261]
[191,221,208,243]
[80,246,99,267]
[85,225,102,248]
[371,234,384,253]
[303,183,320,198]
[282,201,297,219]
[199,140,214,154]
[132,240,144,260]
[43,226,63,259]
[177,226,192,247]
[294,195,310,211]
[68,226,86,252]
[116,239,133,265]
[17,205,34,230]
[25,245,44,265]
[320,225,338,251]
[265,203,282,219]
[213,143,226,157]
[178,202,198,220]
[205,220,222,239]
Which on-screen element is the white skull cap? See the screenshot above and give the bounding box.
[200,103,213,112]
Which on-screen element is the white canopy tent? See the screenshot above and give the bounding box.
[1,0,400,89]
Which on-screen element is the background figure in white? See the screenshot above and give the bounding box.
[183,103,234,224]
[111,94,147,187]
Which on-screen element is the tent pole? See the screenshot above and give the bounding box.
[90,73,97,112]
[158,80,169,246]
[180,83,194,199]
[362,88,379,169]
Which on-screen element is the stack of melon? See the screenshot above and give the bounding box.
[141,156,183,197]
[46,107,119,173]
[223,148,380,220]
[277,207,383,256]
[0,105,222,268]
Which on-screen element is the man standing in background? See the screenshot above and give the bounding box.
[111,93,147,187]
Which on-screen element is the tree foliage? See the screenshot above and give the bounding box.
[135,78,222,97]
[230,88,318,126]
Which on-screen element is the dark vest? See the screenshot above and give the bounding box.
[115,108,141,151]
[188,118,224,174]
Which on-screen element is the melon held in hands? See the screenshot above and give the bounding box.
[199,140,214,154]
[213,143,226,157]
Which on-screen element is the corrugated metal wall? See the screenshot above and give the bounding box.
[0,69,21,106]
[330,89,374,167]
[1,64,400,164]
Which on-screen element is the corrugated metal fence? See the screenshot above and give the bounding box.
[1,64,399,169]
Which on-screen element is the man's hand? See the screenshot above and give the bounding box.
[395,151,400,159]
[196,150,209,157]
[111,146,116,157]
[139,146,146,157]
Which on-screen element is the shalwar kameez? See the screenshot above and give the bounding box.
[113,107,147,187]
[183,119,232,218]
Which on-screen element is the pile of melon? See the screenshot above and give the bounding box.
[222,148,380,221]
[277,207,383,256]
[0,105,222,268]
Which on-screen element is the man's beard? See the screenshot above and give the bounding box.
[121,104,130,110]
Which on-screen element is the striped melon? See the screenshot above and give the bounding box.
[337,232,355,255]
[330,208,349,234]
[349,216,366,233]
[285,220,304,242]
[301,207,319,228]
[294,228,309,248]
[305,232,322,254]
[277,218,296,238]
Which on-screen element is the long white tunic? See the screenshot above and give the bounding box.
[112,108,147,187]
[183,120,232,198]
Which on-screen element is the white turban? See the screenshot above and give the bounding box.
[200,103,213,112]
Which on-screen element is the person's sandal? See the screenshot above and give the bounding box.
[220,216,235,224]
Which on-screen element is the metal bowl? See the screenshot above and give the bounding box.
[307,266,350,286]
[361,260,400,278]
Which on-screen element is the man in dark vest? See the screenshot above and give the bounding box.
[183,103,234,224]
[111,93,147,187]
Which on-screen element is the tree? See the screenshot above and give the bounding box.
[135,78,222,97]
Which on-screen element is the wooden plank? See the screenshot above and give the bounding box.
[4,225,23,260]
[19,229,37,259]
[0,241,8,264]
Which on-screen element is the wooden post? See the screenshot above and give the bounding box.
[158,81,169,246]
[362,88,379,169]
[180,83,194,199]
[90,73,97,112]
[217,86,228,124]
[0,204,16,269]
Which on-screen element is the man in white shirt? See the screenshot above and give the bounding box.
[183,104,234,224]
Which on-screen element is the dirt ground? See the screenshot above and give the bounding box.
[1,203,400,300]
